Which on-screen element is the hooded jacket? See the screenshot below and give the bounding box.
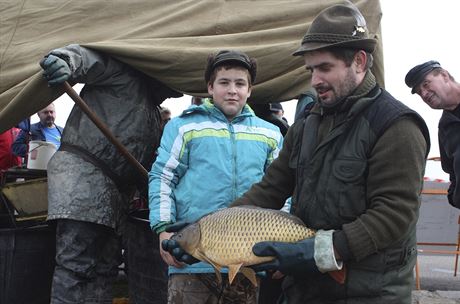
[149,99,283,274]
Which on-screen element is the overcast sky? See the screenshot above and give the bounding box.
[48,0,458,179]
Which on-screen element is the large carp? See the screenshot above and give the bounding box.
[171,206,344,286]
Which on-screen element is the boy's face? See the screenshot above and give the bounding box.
[208,67,251,121]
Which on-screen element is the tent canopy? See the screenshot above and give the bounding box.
[0,0,383,133]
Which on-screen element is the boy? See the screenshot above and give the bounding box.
[149,50,283,303]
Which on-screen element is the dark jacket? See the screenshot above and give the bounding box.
[439,104,460,208]
[12,122,63,157]
[232,72,430,303]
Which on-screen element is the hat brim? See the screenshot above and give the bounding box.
[292,38,377,56]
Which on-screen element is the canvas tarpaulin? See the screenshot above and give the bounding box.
[0,0,383,133]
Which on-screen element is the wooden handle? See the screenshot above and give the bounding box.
[63,82,148,179]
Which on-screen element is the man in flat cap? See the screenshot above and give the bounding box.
[406,61,460,209]
[228,3,430,303]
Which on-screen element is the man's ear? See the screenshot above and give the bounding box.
[440,69,450,83]
[354,50,367,73]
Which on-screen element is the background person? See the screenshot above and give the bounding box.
[405,60,460,209]
[294,89,317,123]
[39,44,181,304]
[0,128,21,175]
[228,4,430,303]
[269,102,289,125]
[252,103,290,137]
[11,103,63,157]
[191,96,204,106]
[151,50,283,304]
[159,106,172,133]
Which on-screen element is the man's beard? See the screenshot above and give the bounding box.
[44,118,54,127]
[318,69,358,109]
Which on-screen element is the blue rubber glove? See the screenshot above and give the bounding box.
[251,238,320,277]
[40,54,71,86]
[161,222,200,265]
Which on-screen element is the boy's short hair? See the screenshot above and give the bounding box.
[204,50,257,85]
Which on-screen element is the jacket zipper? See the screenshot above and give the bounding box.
[229,122,237,200]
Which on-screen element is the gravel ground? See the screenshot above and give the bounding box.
[412,290,460,304]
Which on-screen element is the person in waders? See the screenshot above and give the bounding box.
[40,44,181,304]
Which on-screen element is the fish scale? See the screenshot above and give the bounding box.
[199,207,315,266]
[172,206,317,286]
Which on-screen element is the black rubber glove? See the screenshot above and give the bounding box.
[161,222,200,265]
[40,54,71,86]
[251,238,320,277]
[165,221,189,233]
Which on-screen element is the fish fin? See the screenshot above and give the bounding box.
[240,267,258,287]
[199,254,222,271]
[195,253,224,283]
[193,251,207,263]
[228,263,243,285]
[328,265,346,284]
[214,269,223,284]
[204,258,223,272]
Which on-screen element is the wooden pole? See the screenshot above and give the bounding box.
[62,81,148,178]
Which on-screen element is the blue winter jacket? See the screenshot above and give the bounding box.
[12,122,63,157]
[148,100,283,274]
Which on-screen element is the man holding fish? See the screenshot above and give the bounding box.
[163,3,430,304]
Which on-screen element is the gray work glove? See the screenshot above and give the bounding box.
[40,54,71,86]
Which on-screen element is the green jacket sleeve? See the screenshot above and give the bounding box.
[338,117,428,261]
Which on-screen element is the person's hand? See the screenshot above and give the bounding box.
[158,232,184,268]
[40,54,71,86]
[160,222,200,265]
[251,238,319,277]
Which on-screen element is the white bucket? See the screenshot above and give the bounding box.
[27,141,57,170]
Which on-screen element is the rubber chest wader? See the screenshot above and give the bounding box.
[284,89,430,304]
